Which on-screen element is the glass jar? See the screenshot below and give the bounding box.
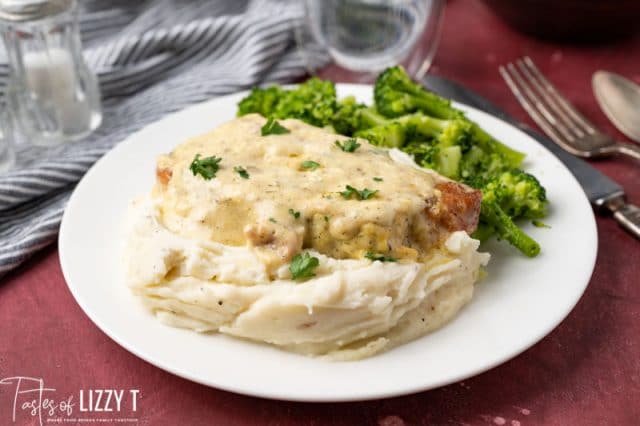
[0,0,102,146]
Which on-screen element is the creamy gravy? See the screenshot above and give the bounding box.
[154,114,450,268]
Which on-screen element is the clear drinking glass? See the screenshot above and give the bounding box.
[0,0,102,146]
[297,0,445,81]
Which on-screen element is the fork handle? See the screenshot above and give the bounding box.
[613,143,640,161]
[605,197,640,239]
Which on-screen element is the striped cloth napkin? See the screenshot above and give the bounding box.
[0,0,328,276]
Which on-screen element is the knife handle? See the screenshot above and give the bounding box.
[612,203,640,239]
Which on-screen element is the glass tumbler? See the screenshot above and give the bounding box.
[0,0,102,146]
[297,0,445,82]
[0,104,14,172]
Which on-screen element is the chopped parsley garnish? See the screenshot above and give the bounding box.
[324,216,329,223]
[288,208,301,219]
[373,177,383,182]
[189,154,222,180]
[301,160,320,171]
[364,252,397,262]
[269,217,277,223]
[335,138,361,153]
[234,166,249,179]
[261,117,290,136]
[340,185,378,200]
[290,252,319,280]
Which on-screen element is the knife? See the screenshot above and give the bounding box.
[422,75,640,237]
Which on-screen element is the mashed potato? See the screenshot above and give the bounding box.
[125,115,489,360]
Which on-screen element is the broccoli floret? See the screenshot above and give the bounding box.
[354,110,470,146]
[237,78,337,127]
[404,115,471,179]
[374,66,525,169]
[354,111,472,179]
[404,142,462,179]
[403,142,439,168]
[469,170,547,256]
[460,146,512,184]
[476,200,541,257]
[439,120,473,152]
[481,169,548,220]
[237,86,284,117]
[356,122,409,148]
[273,77,337,127]
[353,108,412,148]
[402,115,472,149]
[374,66,462,119]
[331,96,368,135]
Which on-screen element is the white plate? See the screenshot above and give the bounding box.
[59,84,597,402]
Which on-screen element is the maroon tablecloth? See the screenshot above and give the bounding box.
[2,1,639,425]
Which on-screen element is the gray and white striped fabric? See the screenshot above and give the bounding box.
[0,0,328,276]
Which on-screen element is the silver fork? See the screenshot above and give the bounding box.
[499,56,640,161]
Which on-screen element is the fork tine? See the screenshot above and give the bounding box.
[499,64,583,157]
[522,56,596,135]
[508,61,578,144]
[516,58,586,139]
[503,63,577,141]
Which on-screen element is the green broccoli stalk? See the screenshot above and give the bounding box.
[356,122,409,148]
[471,222,496,243]
[477,200,541,257]
[353,108,409,147]
[468,125,526,169]
[330,100,399,136]
[404,115,472,149]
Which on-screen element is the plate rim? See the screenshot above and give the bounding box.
[58,83,598,402]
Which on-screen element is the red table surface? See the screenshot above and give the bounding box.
[2,1,640,425]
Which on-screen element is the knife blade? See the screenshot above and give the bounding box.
[422,74,625,208]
